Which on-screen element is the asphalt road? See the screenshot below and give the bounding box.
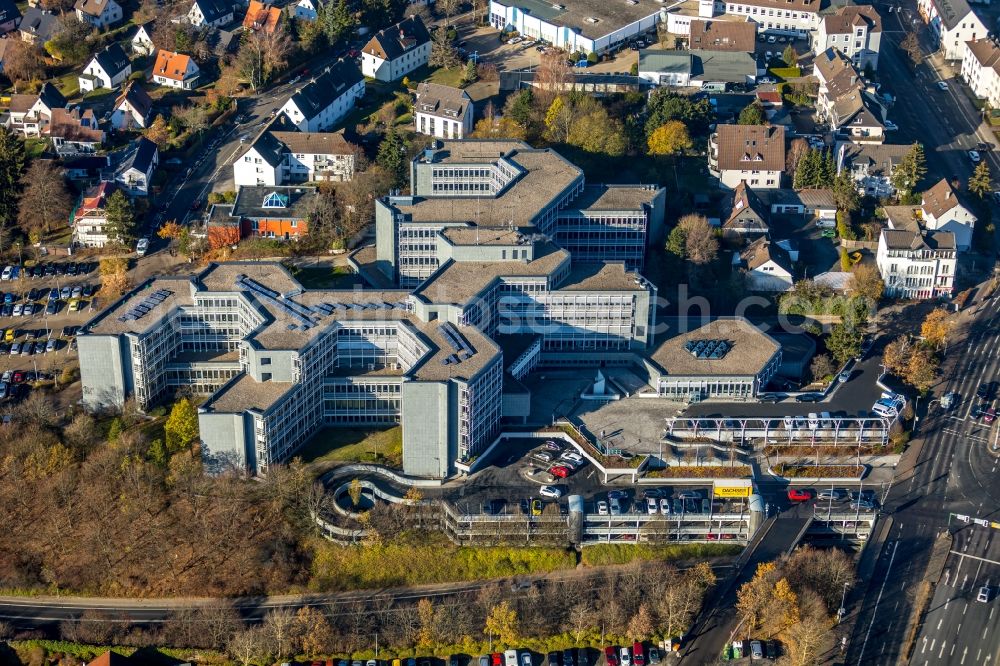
[843,291,1000,665]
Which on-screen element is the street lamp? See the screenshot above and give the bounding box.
[837,582,850,624]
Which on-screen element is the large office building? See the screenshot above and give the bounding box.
[77,140,783,479]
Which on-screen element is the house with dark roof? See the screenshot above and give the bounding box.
[114,137,158,196]
[79,43,131,92]
[414,82,473,139]
[962,38,1000,109]
[638,48,758,87]
[813,5,882,71]
[813,48,887,143]
[918,0,987,61]
[74,0,122,29]
[876,227,956,299]
[920,178,976,251]
[293,0,319,21]
[112,80,154,130]
[188,0,234,26]
[709,124,786,189]
[63,154,110,182]
[6,82,66,136]
[19,6,58,43]
[836,141,910,197]
[0,0,21,35]
[722,182,769,241]
[130,22,155,55]
[234,128,357,186]
[361,16,431,82]
[757,188,837,227]
[736,236,794,292]
[230,185,318,240]
[277,59,364,131]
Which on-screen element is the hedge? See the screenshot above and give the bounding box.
[768,66,802,80]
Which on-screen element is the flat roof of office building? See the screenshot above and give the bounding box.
[491,0,661,40]
[85,276,196,336]
[559,263,650,292]
[648,317,780,378]
[564,184,661,212]
[207,373,294,413]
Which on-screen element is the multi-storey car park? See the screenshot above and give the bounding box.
[78,139,786,479]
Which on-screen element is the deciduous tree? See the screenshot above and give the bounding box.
[970,160,992,198]
[3,41,46,91]
[921,308,952,348]
[165,397,200,453]
[484,600,519,648]
[647,120,692,156]
[737,101,765,125]
[678,213,718,265]
[848,262,884,305]
[901,31,922,66]
[810,354,834,381]
[17,160,73,242]
[236,26,292,91]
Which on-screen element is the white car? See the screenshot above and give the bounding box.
[597,500,609,515]
[817,488,845,501]
[539,485,562,499]
[970,150,982,163]
[12,304,22,317]
[767,35,776,43]
[884,120,899,131]
[937,81,949,90]
[0,266,11,281]
[647,497,658,514]
[979,586,991,603]
[660,498,671,515]
[136,238,150,256]
[620,648,631,666]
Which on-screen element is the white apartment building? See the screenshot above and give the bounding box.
[277,59,365,132]
[361,16,431,82]
[414,82,473,140]
[813,5,882,71]
[234,129,356,186]
[721,0,821,37]
[877,228,956,299]
[921,178,977,251]
[962,38,1000,108]
[918,0,987,60]
[709,124,786,189]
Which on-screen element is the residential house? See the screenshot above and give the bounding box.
[130,23,155,55]
[74,0,122,29]
[835,142,911,197]
[918,0,986,61]
[6,82,66,137]
[755,84,783,107]
[812,5,882,71]
[813,47,887,143]
[758,188,838,226]
[188,0,234,27]
[688,18,756,52]
[230,186,317,240]
[709,124,786,189]
[63,154,110,182]
[721,181,770,241]
[112,80,154,130]
[151,49,200,89]
[19,6,57,44]
[361,16,431,82]
[234,129,357,186]
[736,236,795,292]
[277,59,365,131]
[961,38,1000,109]
[720,0,822,38]
[73,181,123,247]
[242,0,280,32]
[0,0,21,35]
[293,0,320,21]
[414,82,473,139]
[920,177,976,251]
[115,137,158,196]
[637,48,758,87]
[78,43,131,92]
[50,106,104,156]
[876,228,956,298]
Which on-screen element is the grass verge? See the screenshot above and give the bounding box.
[580,542,742,567]
[297,426,403,467]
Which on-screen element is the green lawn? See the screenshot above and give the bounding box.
[292,264,360,289]
[52,72,80,100]
[24,137,47,159]
[423,64,466,88]
[297,426,403,467]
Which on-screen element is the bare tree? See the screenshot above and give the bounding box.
[236,26,292,91]
[535,51,571,106]
[786,137,809,177]
[437,0,461,25]
[228,626,269,666]
[262,607,299,659]
[3,41,46,91]
[17,160,73,242]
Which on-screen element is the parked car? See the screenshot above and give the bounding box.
[750,641,764,660]
[619,648,630,666]
[604,648,618,666]
[677,490,701,500]
[787,488,813,502]
[520,652,532,666]
[45,338,56,353]
[561,650,574,666]
[631,643,644,666]
[884,120,899,131]
[817,488,845,501]
[978,382,997,399]
[838,370,851,383]
[795,393,823,402]
[759,392,782,403]
[610,497,623,515]
[646,497,658,514]
[539,485,562,499]
[59,286,70,300]
[937,81,949,90]
[979,586,991,603]
[647,648,659,665]
[941,391,958,409]
[970,150,982,163]
[543,440,562,451]
[984,407,997,424]
[531,499,542,516]
[659,498,671,515]
[533,452,553,463]
[136,238,150,256]
[549,465,570,478]
[504,650,518,666]
[597,500,609,515]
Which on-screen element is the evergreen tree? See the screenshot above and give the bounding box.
[462,58,478,84]
[0,126,26,253]
[104,190,136,246]
[970,160,992,198]
[737,101,765,125]
[819,150,836,187]
[321,0,356,45]
[891,142,927,197]
[376,127,405,186]
[832,169,860,212]
[793,148,817,189]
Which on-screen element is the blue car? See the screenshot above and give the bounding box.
[2,293,10,305]
[48,288,58,302]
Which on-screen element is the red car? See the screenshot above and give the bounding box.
[11,372,23,384]
[632,642,645,666]
[604,647,619,666]
[549,465,570,478]
[787,488,813,502]
[985,407,997,424]
[492,655,502,666]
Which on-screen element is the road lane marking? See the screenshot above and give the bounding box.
[860,540,899,663]
[950,551,1000,567]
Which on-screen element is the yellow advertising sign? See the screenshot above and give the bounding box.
[714,485,752,498]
